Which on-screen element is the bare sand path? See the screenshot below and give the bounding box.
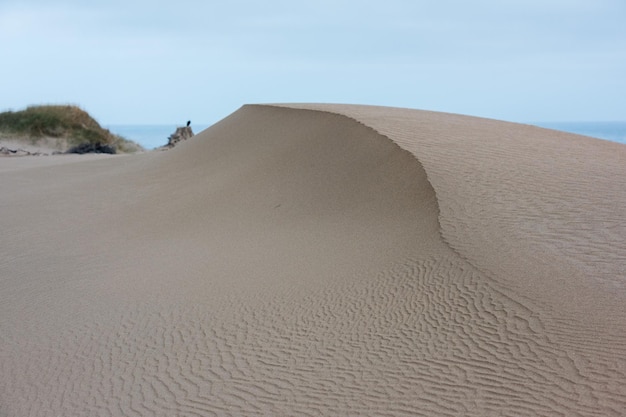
[1,104,625,416]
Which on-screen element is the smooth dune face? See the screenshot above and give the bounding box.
[1,104,625,416]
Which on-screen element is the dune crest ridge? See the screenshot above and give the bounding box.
[1,104,625,416]
[272,104,626,307]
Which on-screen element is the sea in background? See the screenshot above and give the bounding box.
[107,121,626,150]
[106,124,212,150]
[534,121,626,145]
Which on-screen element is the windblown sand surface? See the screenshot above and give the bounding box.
[1,104,625,416]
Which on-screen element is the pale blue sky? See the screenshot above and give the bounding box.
[1,0,624,125]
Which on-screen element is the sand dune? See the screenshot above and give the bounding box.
[1,104,625,416]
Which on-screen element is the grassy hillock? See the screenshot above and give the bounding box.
[0,105,143,153]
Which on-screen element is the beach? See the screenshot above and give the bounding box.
[1,104,625,416]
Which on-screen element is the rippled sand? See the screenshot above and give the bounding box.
[1,104,625,416]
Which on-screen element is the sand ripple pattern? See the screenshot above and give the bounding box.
[276,103,626,287]
[4,256,625,416]
[2,104,625,416]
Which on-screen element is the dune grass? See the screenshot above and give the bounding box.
[0,105,143,153]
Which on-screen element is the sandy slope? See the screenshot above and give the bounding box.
[1,104,625,416]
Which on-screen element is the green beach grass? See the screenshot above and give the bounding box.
[0,105,143,153]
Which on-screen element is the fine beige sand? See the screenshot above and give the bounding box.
[1,104,625,416]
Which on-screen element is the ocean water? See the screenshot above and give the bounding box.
[108,121,626,150]
[534,121,626,145]
[106,124,211,150]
